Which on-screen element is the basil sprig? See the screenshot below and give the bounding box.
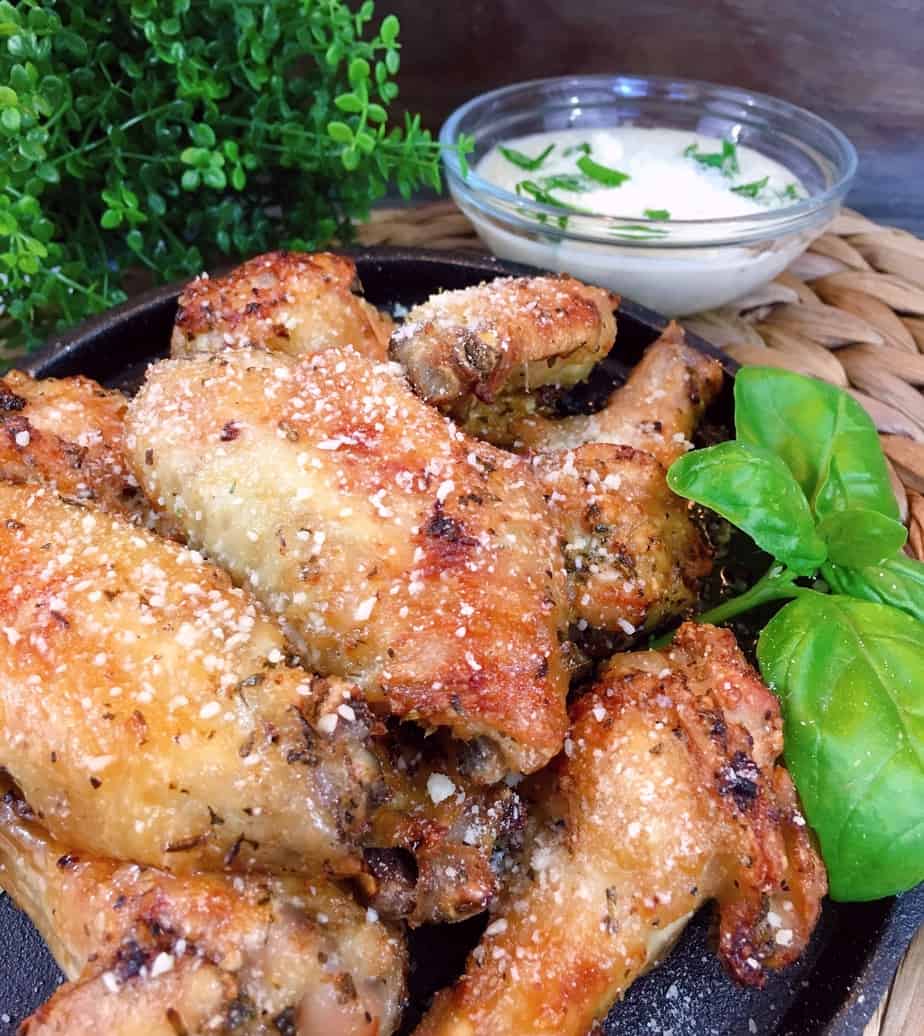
[667,367,924,901]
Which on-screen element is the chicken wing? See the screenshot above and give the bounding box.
[389,275,617,410]
[171,251,393,361]
[415,623,826,1036]
[503,322,725,470]
[0,782,407,1036]
[530,442,712,644]
[0,482,383,876]
[126,346,570,777]
[0,370,180,539]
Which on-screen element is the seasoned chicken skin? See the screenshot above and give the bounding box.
[171,251,393,361]
[389,275,617,409]
[415,624,826,1036]
[0,370,180,539]
[0,784,407,1036]
[127,347,570,777]
[531,443,712,642]
[0,482,383,876]
[508,322,725,470]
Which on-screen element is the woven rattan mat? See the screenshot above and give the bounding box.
[357,200,924,1036]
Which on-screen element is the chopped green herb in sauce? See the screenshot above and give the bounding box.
[576,155,631,187]
[731,176,769,198]
[684,139,740,178]
[499,143,555,171]
[643,208,671,221]
[563,141,592,157]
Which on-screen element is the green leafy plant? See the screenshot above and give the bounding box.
[0,0,470,353]
[667,367,924,901]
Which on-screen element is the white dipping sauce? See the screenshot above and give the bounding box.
[462,126,813,316]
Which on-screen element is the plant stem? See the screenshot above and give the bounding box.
[650,564,808,649]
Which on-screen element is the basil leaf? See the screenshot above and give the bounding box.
[734,367,900,522]
[758,594,924,900]
[576,155,630,187]
[499,143,555,171]
[643,208,671,221]
[816,508,908,567]
[823,554,924,624]
[731,175,769,198]
[667,440,827,575]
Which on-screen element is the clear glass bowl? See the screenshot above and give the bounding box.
[439,75,857,315]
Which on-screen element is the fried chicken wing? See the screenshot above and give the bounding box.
[0,482,384,876]
[171,251,393,361]
[415,623,826,1036]
[0,784,407,1036]
[530,443,712,643]
[389,275,617,410]
[126,347,570,777]
[0,370,180,539]
[507,323,725,470]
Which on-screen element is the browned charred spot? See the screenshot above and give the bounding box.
[336,972,358,1003]
[277,419,299,441]
[144,448,154,466]
[237,733,256,759]
[165,833,207,853]
[56,853,79,870]
[220,421,240,442]
[0,384,26,412]
[166,1007,188,1036]
[89,776,102,789]
[717,750,760,811]
[4,414,31,446]
[208,806,224,826]
[4,518,24,530]
[49,610,69,628]
[244,301,262,316]
[424,507,476,546]
[273,1007,296,1036]
[114,940,148,981]
[535,656,549,679]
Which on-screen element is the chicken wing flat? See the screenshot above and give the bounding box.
[505,322,725,470]
[126,346,570,777]
[531,443,712,642]
[0,482,383,876]
[415,623,826,1036]
[389,275,617,410]
[0,784,407,1036]
[0,370,180,539]
[171,251,393,361]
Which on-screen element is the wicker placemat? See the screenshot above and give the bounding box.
[357,200,924,1036]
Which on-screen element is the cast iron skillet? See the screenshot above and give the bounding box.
[2,249,922,1036]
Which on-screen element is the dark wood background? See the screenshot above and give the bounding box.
[390,0,923,233]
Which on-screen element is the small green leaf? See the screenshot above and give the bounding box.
[380,13,400,44]
[1,107,20,132]
[667,439,827,575]
[100,208,122,229]
[499,143,555,171]
[180,169,200,190]
[335,92,364,113]
[190,123,216,147]
[816,508,907,568]
[643,208,670,221]
[327,120,353,144]
[576,154,630,187]
[685,139,739,177]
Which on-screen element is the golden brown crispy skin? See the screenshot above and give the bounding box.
[0,370,180,539]
[389,275,617,409]
[507,322,725,470]
[126,347,570,777]
[414,624,826,1036]
[171,251,393,361]
[0,482,384,876]
[530,442,712,640]
[0,786,407,1036]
